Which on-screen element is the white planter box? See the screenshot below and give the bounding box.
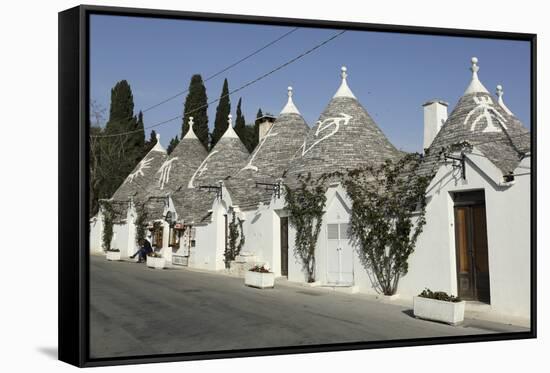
[245,271,275,289]
[106,251,121,261]
[413,296,465,325]
[146,256,167,269]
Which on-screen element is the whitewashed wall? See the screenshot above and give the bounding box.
[285,156,530,319]
[394,152,531,319]
[188,197,230,271]
[240,205,281,275]
[89,213,103,254]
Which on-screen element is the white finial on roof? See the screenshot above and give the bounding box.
[183,116,198,139]
[333,66,356,99]
[222,113,239,139]
[496,84,514,115]
[280,86,301,115]
[464,57,489,95]
[151,133,166,153]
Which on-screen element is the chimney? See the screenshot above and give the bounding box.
[256,114,277,142]
[422,100,448,150]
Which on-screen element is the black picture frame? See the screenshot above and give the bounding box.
[58,4,537,368]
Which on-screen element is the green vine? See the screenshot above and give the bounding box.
[101,200,115,252]
[340,153,432,295]
[134,202,149,246]
[225,211,245,268]
[284,173,327,283]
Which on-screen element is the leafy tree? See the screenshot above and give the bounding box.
[224,211,245,269]
[247,108,264,151]
[144,130,158,153]
[340,154,432,295]
[106,80,134,127]
[97,81,145,205]
[101,200,115,251]
[166,136,180,155]
[284,173,327,283]
[182,74,209,148]
[234,97,247,142]
[132,111,146,162]
[211,78,231,149]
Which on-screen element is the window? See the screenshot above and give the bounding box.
[327,224,339,239]
[327,223,350,240]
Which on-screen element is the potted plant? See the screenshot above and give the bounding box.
[413,288,465,325]
[146,252,166,269]
[245,264,275,289]
[105,248,121,261]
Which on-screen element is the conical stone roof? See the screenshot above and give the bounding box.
[111,134,168,203]
[146,118,209,198]
[226,87,310,210]
[420,58,530,177]
[141,119,209,220]
[172,115,250,223]
[286,67,401,185]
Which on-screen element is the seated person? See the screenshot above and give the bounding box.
[130,238,153,262]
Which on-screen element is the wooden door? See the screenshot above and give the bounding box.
[280,217,289,276]
[454,202,490,303]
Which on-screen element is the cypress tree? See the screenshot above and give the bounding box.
[182,74,209,149]
[144,130,158,153]
[166,136,180,155]
[99,80,144,201]
[247,107,264,152]
[234,97,247,142]
[133,111,145,162]
[210,78,231,149]
[105,80,134,132]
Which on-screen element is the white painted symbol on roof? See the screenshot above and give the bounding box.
[463,96,507,133]
[188,150,219,189]
[241,126,279,173]
[127,157,153,183]
[301,113,352,156]
[157,157,178,190]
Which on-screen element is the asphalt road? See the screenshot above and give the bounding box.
[89,255,527,358]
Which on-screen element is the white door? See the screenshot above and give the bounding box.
[326,223,354,285]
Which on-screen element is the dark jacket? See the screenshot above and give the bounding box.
[142,239,153,254]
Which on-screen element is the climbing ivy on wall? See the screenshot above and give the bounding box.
[340,154,432,295]
[284,173,327,283]
[134,202,149,246]
[101,200,115,252]
[225,211,245,269]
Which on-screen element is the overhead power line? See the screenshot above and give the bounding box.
[141,27,299,114]
[92,29,346,139]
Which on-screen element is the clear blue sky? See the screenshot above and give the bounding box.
[90,14,531,152]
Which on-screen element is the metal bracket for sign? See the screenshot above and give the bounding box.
[255,181,281,199]
[199,185,223,199]
[444,153,466,180]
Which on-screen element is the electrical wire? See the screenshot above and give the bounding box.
[91,30,347,139]
[141,27,299,114]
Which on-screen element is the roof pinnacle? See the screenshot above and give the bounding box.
[496,84,514,115]
[222,113,239,139]
[183,116,198,139]
[464,56,489,95]
[333,65,356,99]
[280,85,301,115]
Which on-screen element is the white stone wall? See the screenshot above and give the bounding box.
[89,213,103,254]
[188,199,229,271]
[112,222,130,257]
[398,153,531,319]
[284,156,530,319]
